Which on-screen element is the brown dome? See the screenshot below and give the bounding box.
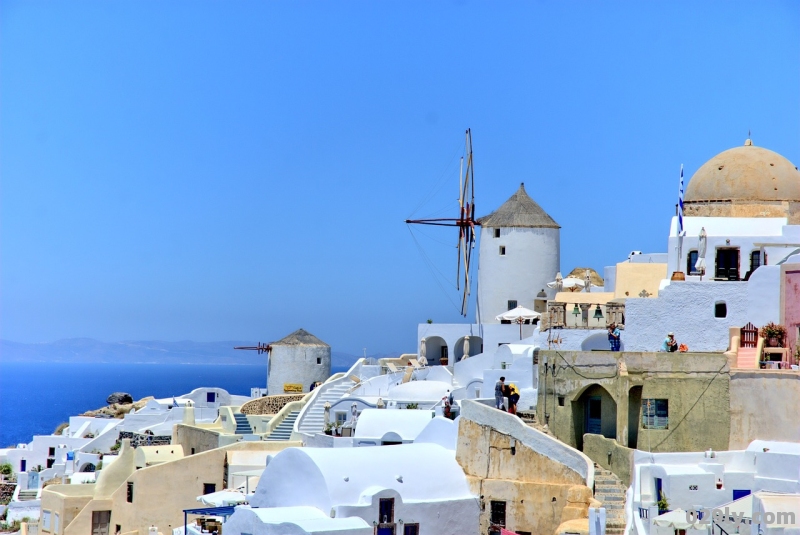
[685,140,800,203]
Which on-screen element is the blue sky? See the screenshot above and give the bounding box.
[2,1,798,354]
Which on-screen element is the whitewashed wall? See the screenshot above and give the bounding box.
[268,344,331,395]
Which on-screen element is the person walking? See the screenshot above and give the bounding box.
[495,377,506,410]
[507,383,520,415]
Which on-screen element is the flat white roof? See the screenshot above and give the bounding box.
[354,409,435,440]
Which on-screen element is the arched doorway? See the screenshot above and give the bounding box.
[573,384,617,450]
[454,336,483,361]
[424,337,448,365]
[80,462,96,472]
[628,385,643,449]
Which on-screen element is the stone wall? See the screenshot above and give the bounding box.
[537,351,731,453]
[457,401,594,535]
[582,434,634,487]
[239,394,304,415]
[0,482,15,503]
[728,370,800,449]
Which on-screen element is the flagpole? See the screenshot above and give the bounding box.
[674,165,685,279]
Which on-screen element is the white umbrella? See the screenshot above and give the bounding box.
[584,270,592,293]
[462,336,470,360]
[696,227,707,278]
[323,402,331,426]
[419,338,426,359]
[496,306,541,339]
[558,277,586,290]
[546,272,564,291]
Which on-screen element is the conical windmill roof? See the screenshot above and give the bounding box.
[478,183,560,229]
[271,328,329,347]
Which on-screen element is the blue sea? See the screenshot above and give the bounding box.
[0,362,348,446]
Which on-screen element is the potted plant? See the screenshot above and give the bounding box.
[323,423,334,436]
[657,491,670,514]
[760,322,786,347]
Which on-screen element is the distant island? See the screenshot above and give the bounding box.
[0,338,386,368]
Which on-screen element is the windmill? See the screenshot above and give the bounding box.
[406,129,479,316]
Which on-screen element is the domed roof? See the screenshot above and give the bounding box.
[685,140,800,203]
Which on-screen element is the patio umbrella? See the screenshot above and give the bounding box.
[584,270,592,293]
[496,306,541,339]
[323,402,331,426]
[546,272,564,291]
[696,227,707,278]
[197,490,247,507]
[559,277,586,290]
[419,338,426,360]
[463,336,470,360]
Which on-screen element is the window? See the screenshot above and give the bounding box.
[750,251,761,271]
[687,250,699,275]
[20,459,26,472]
[54,513,60,534]
[490,501,506,527]
[379,498,395,523]
[642,399,668,429]
[43,511,51,531]
[494,228,500,238]
[404,525,420,535]
[715,248,740,280]
[316,357,322,364]
[335,412,348,425]
[191,448,195,455]
[499,246,506,255]
[49,447,56,457]
[126,482,134,503]
[558,396,565,407]
[116,526,121,535]
[203,483,216,495]
[206,392,216,403]
[507,300,517,310]
[47,458,55,468]
[715,301,727,318]
[91,511,111,535]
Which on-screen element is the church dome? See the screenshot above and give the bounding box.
[685,140,800,203]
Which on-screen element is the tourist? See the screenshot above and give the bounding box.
[608,323,621,351]
[662,332,678,352]
[495,377,506,410]
[507,383,520,415]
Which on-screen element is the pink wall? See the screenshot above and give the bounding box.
[782,268,800,360]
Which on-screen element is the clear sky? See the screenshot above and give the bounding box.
[2,1,798,354]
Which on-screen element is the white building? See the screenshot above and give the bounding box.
[223,443,479,535]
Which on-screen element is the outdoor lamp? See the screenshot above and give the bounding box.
[593,305,604,319]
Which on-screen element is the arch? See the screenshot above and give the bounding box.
[580,331,625,352]
[423,337,448,366]
[572,383,617,450]
[454,336,484,361]
[628,385,643,449]
[380,432,403,446]
[79,462,96,473]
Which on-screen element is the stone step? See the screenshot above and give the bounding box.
[595,494,624,502]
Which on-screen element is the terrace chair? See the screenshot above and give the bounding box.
[408,358,422,369]
[402,366,413,384]
[386,363,399,374]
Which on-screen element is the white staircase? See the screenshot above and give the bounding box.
[265,411,300,441]
[295,380,355,435]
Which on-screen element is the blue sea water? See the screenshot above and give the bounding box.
[0,361,348,447]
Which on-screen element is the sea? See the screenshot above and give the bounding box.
[0,361,349,447]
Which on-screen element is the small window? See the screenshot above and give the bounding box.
[203,483,216,495]
[750,251,761,271]
[494,228,500,238]
[499,246,506,256]
[558,396,565,407]
[335,412,348,425]
[47,458,55,468]
[54,513,60,534]
[43,511,51,531]
[49,447,56,456]
[116,525,121,534]
[316,357,322,364]
[379,498,395,523]
[127,482,134,503]
[206,392,216,403]
[191,448,195,455]
[715,301,727,318]
[490,500,507,527]
[687,250,699,275]
[404,524,420,535]
[507,300,517,310]
[642,399,668,429]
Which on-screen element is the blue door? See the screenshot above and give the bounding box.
[586,397,602,434]
[377,527,395,535]
[20,459,26,472]
[733,489,751,501]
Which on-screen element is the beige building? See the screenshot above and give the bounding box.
[40,439,299,535]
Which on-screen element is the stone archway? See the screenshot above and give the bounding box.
[79,462,96,472]
[572,384,617,450]
[628,385,643,449]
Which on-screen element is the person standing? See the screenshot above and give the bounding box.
[507,383,520,415]
[610,323,621,351]
[495,377,506,410]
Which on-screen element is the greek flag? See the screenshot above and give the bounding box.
[678,164,685,236]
